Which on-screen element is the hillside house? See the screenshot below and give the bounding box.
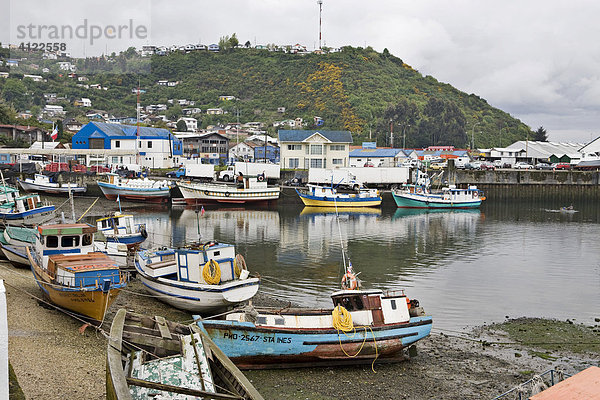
[206,108,224,115]
[74,98,92,107]
[0,124,48,145]
[278,129,352,169]
[175,132,229,164]
[23,74,43,82]
[177,117,198,132]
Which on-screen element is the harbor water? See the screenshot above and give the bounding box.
[100,199,600,330]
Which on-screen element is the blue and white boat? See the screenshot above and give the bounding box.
[296,184,382,208]
[392,184,485,209]
[0,189,55,226]
[97,173,173,203]
[194,274,432,368]
[96,212,147,247]
[135,242,260,313]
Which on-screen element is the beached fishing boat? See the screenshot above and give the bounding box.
[27,223,128,321]
[96,212,147,247]
[106,308,264,400]
[18,174,87,194]
[296,184,382,207]
[97,173,173,203]
[0,192,55,225]
[177,178,280,205]
[0,226,36,268]
[392,184,485,209]
[195,267,432,369]
[135,242,260,313]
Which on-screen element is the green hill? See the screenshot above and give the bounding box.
[0,45,532,148]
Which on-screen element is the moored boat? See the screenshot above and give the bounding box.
[135,242,260,313]
[106,308,264,400]
[96,212,147,247]
[195,266,432,369]
[177,178,280,206]
[296,184,382,207]
[18,174,87,194]
[97,173,173,203]
[0,184,55,225]
[392,184,485,209]
[27,223,128,321]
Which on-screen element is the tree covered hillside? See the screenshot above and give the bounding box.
[1,45,532,148]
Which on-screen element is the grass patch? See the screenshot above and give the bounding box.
[529,351,559,361]
[495,318,600,354]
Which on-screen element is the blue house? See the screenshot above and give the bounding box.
[72,122,183,168]
[254,144,280,164]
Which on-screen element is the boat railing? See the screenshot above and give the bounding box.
[492,369,571,400]
[382,289,406,298]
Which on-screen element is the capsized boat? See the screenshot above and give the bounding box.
[177,177,280,205]
[106,308,264,400]
[296,184,382,207]
[27,223,128,321]
[96,212,147,247]
[18,174,87,194]
[135,242,260,313]
[97,173,173,203]
[392,184,485,209]
[195,264,432,369]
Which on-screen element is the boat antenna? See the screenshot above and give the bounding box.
[332,193,349,275]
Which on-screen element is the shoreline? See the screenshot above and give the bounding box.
[3,262,598,399]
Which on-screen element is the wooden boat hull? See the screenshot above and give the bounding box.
[392,192,482,209]
[19,180,87,194]
[0,206,56,225]
[106,309,264,400]
[1,244,29,268]
[296,190,382,207]
[135,262,260,312]
[196,316,433,369]
[97,181,171,203]
[178,182,280,205]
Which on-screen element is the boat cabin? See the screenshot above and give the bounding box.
[97,212,138,237]
[138,242,238,284]
[36,223,96,268]
[331,289,410,325]
[0,193,46,214]
[0,185,20,203]
[441,185,482,201]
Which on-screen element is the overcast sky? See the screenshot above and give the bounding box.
[4,0,600,142]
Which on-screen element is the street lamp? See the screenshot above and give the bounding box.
[402,123,410,149]
[471,122,480,150]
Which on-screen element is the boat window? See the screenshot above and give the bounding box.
[256,316,267,325]
[61,235,80,248]
[46,235,58,248]
[101,220,108,228]
[341,296,354,311]
[113,218,120,226]
[390,299,397,310]
[82,234,92,246]
[354,296,364,310]
[213,251,220,256]
[274,317,285,325]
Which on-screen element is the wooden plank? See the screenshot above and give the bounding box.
[154,316,172,340]
[106,309,133,400]
[125,377,243,400]
[122,331,181,353]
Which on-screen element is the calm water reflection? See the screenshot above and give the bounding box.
[114,200,600,330]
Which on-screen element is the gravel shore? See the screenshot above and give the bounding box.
[3,259,598,400]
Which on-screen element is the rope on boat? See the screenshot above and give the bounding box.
[331,305,379,372]
[202,259,221,284]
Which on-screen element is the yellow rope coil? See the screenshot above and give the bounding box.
[233,254,247,278]
[202,259,221,285]
[332,305,354,332]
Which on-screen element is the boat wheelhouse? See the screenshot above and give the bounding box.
[96,212,147,247]
[135,242,260,313]
[296,184,382,207]
[27,223,127,321]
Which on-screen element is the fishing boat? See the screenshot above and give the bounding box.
[194,264,432,369]
[93,241,131,269]
[0,191,55,225]
[296,184,382,207]
[97,173,173,203]
[96,212,147,247]
[392,184,485,209]
[27,223,128,321]
[135,242,260,313]
[177,177,280,205]
[106,308,264,400]
[18,174,87,194]
[0,226,36,268]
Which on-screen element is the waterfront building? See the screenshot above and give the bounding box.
[174,131,229,165]
[349,143,405,167]
[71,122,183,169]
[278,129,352,169]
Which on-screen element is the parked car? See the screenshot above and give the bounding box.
[551,162,571,170]
[493,160,503,168]
[430,161,447,170]
[535,162,553,170]
[480,162,496,171]
[514,162,534,169]
[465,161,482,170]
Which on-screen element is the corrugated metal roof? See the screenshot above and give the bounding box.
[530,366,600,400]
[87,122,171,138]
[278,130,352,143]
[506,141,585,158]
[349,148,404,157]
